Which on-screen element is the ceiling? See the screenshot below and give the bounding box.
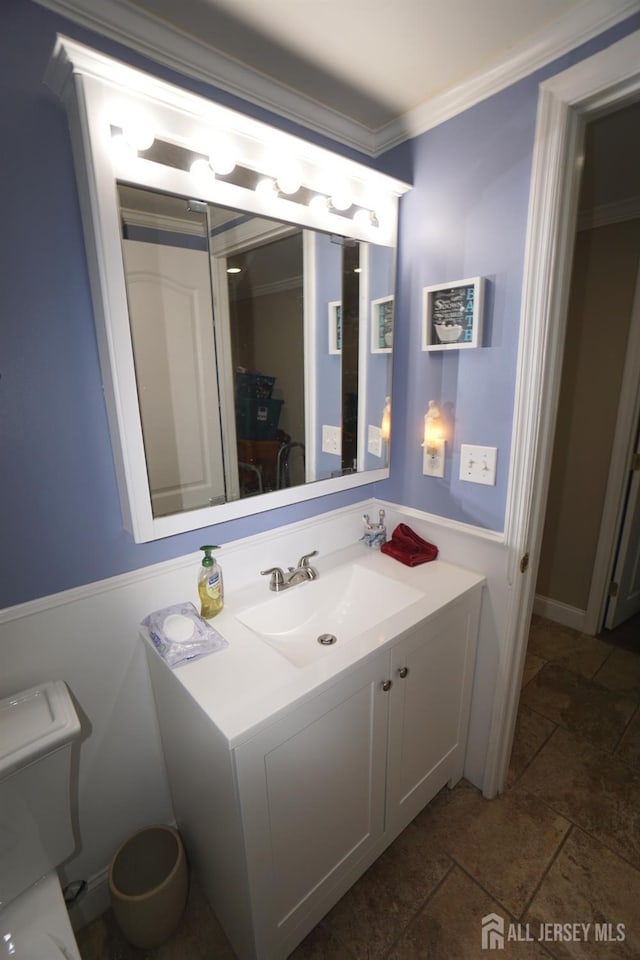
[40,0,639,153]
[126,0,589,130]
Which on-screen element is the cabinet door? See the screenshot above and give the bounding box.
[234,652,389,958]
[386,593,480,837]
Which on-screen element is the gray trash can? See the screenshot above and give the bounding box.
[108,824,188,949]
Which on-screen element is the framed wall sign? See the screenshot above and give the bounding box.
[371,295,393,353]
[422,276,485,350]
[328,300,342,354]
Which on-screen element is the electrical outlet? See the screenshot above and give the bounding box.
[368,425,382,458]
[423,438,445,477]
[322,424,341,455]
[460,444,497,485]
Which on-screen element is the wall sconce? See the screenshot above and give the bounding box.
[422,400,445,477]
[381,396,391,443]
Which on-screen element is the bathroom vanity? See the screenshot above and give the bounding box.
[144,546,484,959]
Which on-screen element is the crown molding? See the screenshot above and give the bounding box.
[34,0,640,158]
[375,0,640,153]
[33,0,379,155]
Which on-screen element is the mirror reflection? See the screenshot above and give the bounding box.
[118,184,394,520]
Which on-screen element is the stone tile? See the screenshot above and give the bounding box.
[388,867,552,959]
[507,705,556,786]
[289,920,357,959]
[322,820,452,959]
[519,663,636,752]
[526,827,640,959]
[517,726,640,870]
[522,652,547,688]
[527,620,612,678]
[593,647,640,701]
[615,706,640,771]
[413,781,570,918]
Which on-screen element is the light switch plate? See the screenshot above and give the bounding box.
[460,444,497,485]
[368,425,382,458]
[322,424,341,455]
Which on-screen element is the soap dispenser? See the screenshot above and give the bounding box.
[198,545,224,619]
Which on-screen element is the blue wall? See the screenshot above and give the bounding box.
[376,13,640,530]
[2,0,639,607]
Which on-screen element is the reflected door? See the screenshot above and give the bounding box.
[122,240,227,516]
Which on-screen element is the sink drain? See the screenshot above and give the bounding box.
[317,633,337,646]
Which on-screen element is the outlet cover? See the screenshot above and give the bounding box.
[322,424,341,455]
[460,444,497,485]
[368,425,382,458]
[423,438,445,477]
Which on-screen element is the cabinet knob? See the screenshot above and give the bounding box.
[398,667,409,678]
[381,679,392,692]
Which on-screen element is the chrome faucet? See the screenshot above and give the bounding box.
[261,550,319,591]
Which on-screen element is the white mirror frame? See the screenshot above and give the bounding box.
[45,36,410,542]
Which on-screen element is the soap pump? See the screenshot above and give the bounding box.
[198,545,224,619]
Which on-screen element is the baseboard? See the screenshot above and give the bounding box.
[67,865,110,931]
[533,594,587,632]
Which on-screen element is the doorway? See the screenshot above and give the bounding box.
[482,29,640,798]
[533,101,640,639]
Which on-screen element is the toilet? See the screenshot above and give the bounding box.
[0,681,83,959]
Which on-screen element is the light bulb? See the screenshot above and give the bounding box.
[276,164,302,195]
[330,184,352,211]
[309,194,330,213]
[110,133,138,166]
[121,117,155,152]
[190,158,215,186]
[208,136,237,175]
[353,208,374,228]
[256,177,278,199]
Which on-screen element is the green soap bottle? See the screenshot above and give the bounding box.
[198,545,224,619]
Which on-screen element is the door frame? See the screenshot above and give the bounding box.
[483,29,640,798]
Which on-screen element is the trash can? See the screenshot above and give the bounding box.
[108,824,188,950]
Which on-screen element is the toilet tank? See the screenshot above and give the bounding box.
[0,681,81,909]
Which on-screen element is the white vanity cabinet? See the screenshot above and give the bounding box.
[145,568,482,960]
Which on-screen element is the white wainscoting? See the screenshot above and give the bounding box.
[0,497,511,928]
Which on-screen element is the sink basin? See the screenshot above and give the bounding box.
[235,564,423,667]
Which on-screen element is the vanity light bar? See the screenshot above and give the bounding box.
[109,127,379,227]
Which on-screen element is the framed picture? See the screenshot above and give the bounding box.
[422,276,485,351]
[328,300,342,354]
[371,296,394,353]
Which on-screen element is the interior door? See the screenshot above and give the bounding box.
[605,430,640,629]
[122,239,227,516]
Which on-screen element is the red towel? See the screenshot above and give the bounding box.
[381,523,438,566]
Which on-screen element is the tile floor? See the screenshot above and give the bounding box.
[77,613,640,959]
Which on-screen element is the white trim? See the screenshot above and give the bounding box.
[578,196,640,230]
[33,0,640,156]
[376,499,506,545]
[483,30,640,800]
[532,595,587,632]
[303,231,318,483]
[585,257,640,634]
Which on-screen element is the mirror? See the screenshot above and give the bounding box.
[46,36,409,541]
[118,183,396,519]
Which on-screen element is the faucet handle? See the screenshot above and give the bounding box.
[260,566,286,591]
[297,550,318,568]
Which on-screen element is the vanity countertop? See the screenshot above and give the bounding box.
[142,543,485,748]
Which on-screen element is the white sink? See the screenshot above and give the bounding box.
[235,564,423,667]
